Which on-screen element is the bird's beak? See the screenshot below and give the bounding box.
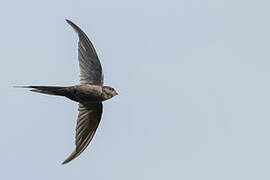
[116,92,119,95]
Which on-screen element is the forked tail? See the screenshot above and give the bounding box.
[14,86,68,96]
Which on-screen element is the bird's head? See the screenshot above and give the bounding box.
[102,86,118,100]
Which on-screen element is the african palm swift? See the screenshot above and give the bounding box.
[17,19,118,164]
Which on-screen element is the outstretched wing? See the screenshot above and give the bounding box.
[66,19,104,85]
[62,103,103,164]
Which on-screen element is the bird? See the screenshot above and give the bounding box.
[16,19,118,164]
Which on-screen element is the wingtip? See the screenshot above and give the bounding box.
[61,158,72,165]
[61,149,79,165]
[61,157,70,165]
[65,19,84,36]
[61,160,68,165]
[65,19,71,24]
[65,19,75,27]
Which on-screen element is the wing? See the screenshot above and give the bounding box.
[66,19,104,85]
[62,103,103,164]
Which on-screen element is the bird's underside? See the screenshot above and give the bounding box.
[16,19,118,165]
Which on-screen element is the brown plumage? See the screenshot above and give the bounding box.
[16,19,118,164]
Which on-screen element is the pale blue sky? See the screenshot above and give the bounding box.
[1,0,270,179]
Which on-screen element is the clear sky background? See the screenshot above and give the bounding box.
[1,0,270,179]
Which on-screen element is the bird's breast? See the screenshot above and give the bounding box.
[73,85,103,103]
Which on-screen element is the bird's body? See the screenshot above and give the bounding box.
[26,84,116,103]
[16,19,118,164]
